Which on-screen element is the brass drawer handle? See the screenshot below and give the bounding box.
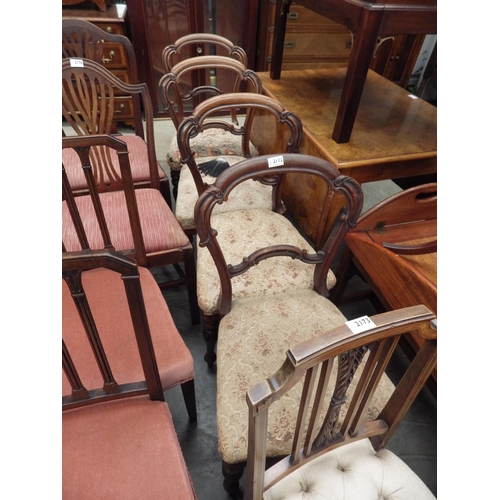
[102,50,115,64]
[105,26,113,33]
[284,41,296,49]
[288,11,299,20]
[115,103,125,114]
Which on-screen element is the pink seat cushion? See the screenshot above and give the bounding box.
[63,397,196,499]
[63,266,194,395]
[62,135,165,190]
[62,188,189,254]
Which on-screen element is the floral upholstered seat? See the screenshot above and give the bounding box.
[166,128,259,175]
[196,209,336,316]
[174,155,271,231]
[216,289,395,466]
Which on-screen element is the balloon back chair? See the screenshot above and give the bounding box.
[159,54,262,198]
[63,249,197,498]
[62,133,200,325]
[192,153,407,493]
[175,92,303,237]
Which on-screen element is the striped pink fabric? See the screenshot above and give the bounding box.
[62,135,165,190]
[62,188,189,254]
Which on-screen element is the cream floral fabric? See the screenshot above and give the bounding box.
[175,156,274,230]
[216,290,395,465]
[167,128,259,171]
[196,209,336,315]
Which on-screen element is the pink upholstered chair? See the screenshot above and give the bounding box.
[62,133,200,325]
[63,249,197,498]
[158,55,262,198]
[244,306,437,500]
[62,54,171,206]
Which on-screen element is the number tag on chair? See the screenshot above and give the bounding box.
[345,315,376,334]
[268,156,284,168]
[70,58,85,68]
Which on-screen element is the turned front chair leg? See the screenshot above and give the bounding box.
[202,313,219,368]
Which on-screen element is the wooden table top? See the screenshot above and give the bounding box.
[257,68,437,181]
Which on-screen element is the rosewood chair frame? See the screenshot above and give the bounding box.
[176,92,303,235]
[162,32,248,73]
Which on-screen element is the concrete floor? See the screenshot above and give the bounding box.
[148,118,437,499]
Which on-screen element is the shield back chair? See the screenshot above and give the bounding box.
[193,154,407,492]
[159,55,262,198]
[62,18,144,137]
[62,249,197,499]
[62,133,200,325]
[244,305,437,500]
[61,54,171,207]
[175,92,303,237]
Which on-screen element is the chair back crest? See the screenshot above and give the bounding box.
[62,57,159,190]
[62,249,164,410]
[194,153,363,316]
[159,55,262,129]
[178,92,303,196]
[244,305,437,499]
[162,32,248,72]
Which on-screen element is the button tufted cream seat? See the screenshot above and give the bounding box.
[243,306,437,500]
[262,438,435,500]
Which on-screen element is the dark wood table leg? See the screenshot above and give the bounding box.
[332,7,384,143]
[270,0,292,80]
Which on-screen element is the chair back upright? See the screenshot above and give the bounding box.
[194,153,363,317]
[62,249,164,410]
[62,19,144,138]
[62,58,160,194]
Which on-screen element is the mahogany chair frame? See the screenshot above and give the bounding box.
[176,92,303,233]
[244,305,437,499]
[63,249,165,408]
[195,153,362,368]
[62,56,172,206]
[62,133,200,325]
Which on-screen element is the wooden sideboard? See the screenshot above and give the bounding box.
[62,3,136,128]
